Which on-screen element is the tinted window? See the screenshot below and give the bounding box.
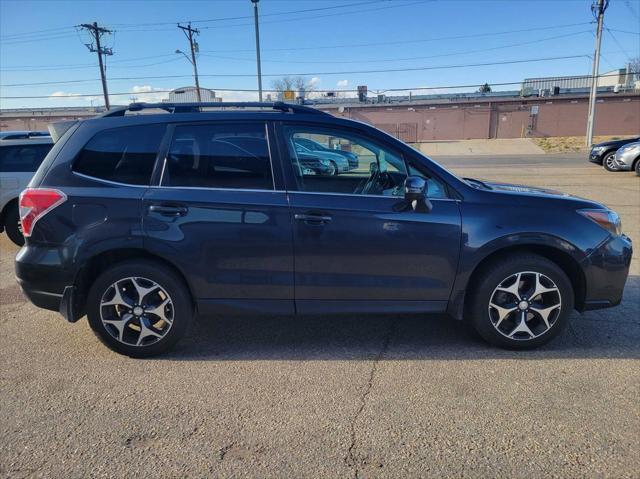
[73,124,165,185]
[162,123,273,190]
[0,144,52,172]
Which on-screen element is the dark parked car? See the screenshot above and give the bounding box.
[15,102,632,357]
[589,136,640,171]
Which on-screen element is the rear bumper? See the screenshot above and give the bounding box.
[14,245,75,313]
[580,233,633,311]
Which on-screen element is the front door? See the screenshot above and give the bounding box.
[143,121,294,316]
[279,124,462,314]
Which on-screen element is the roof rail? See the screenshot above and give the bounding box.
[100,101,328,118]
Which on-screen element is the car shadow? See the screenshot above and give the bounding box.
[164,276,640,362]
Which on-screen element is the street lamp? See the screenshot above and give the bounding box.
[251,0,263,102]
[175,49,192,65]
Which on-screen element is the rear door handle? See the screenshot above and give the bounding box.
[294,213,333,225]
[148,204,188,217]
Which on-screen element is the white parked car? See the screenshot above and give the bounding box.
[612,141,640,176]
[0,137,53,245]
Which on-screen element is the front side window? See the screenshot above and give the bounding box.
[162,123,273,190]
[0,144,52,172]
[285,127,408,197]
[73,124,165,185]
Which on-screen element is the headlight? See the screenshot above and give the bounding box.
[578,209,622,236]
[591,146,606,152]
[619,144,639,153]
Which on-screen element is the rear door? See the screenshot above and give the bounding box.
[142,121,294,315]
[277,123,462,314]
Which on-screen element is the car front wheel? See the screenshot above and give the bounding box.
[86,260,193,357]
[635,158,640,176]
[602,152,619,172]
[468,254,573,349]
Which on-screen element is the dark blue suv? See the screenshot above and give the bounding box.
[15,102,632,357]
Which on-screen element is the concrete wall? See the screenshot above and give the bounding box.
[1,93,639,140]
[322,93,640,141]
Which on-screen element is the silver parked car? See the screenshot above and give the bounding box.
[0,137,53,245]
[612,141,640,176]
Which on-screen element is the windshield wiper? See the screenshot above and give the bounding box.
[463,177,492,190]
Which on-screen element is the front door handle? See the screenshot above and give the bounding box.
[148,204,188,217]
[294,213,333,225]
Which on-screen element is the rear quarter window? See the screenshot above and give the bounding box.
[73,124,165,185]
[0,144,52,172]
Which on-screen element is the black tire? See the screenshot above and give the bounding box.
[86,259,193,357]
[329,161,338,176]
[634,158,640,176]
[4,202,24,246]
[602,151,619,172]
[467,253,574,350]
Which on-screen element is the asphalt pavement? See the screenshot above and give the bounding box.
[0,154,638,478]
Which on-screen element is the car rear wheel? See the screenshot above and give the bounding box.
[4,202,25,246]
[602,152,619,172]
[634,158,640,176]
[86,260,193,357]
[328,160,338,176]
[468,254,573,349]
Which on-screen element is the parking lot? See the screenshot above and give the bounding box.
[1,154,638,478]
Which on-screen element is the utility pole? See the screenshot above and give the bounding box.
[177,23,202,103]
[585,0,609,147]
[79,22,113,110]
[251,0,263,102]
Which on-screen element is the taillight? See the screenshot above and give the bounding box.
[19,188,67,237]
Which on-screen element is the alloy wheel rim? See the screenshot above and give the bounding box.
[488,271,562,341]
[99,276,174,347]
[605,155,617,170]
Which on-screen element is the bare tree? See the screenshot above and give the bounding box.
[271,76,316,93]
[477,82,492,93]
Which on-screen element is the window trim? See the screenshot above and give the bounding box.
[156,120,277,191]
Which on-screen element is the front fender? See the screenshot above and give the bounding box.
[446,232,588,320]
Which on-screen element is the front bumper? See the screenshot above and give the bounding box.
[613,155,633,171]
[581,233,633,310]
[588,151,603,164]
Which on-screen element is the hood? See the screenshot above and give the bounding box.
[485,180,570,197]
[592,137,640,149]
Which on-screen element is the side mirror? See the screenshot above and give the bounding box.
[398,176,432,213]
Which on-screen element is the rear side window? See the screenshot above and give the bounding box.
[73,124,165,185]
[162,123,273,190]
[0,144,52,172]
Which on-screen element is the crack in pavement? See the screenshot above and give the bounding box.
[344,318,396,479]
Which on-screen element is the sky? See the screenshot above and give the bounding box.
[1,0,639,109]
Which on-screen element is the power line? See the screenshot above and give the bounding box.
[0,54,591,88]
[199,30,592,65]
[197,0,430,30]
[1,29,591,73]
[0,26,76,40]
[110,1,385,27]
[0,73,627,100]
[200,22,594,54]
[604,24,634,62]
